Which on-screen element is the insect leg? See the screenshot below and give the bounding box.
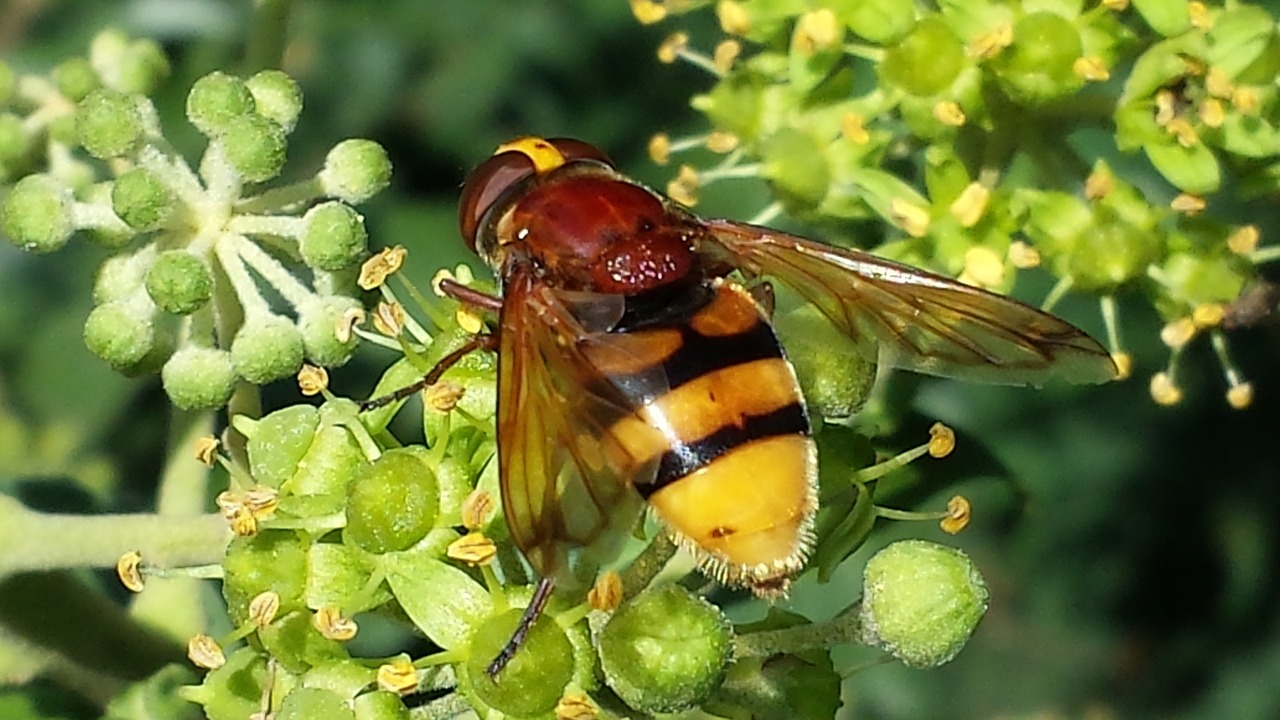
[439,277,503,312]
[486,576,556,677]
[747,280,776,318]
[359,333,498,411]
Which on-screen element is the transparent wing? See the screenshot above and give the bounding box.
[701,219,1118,386]
[496,265,651,584]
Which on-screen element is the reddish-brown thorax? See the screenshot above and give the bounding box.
[499,173,699,295]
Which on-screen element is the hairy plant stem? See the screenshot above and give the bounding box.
[732,601,866,659]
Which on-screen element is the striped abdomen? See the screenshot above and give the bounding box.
[581,280,818,592]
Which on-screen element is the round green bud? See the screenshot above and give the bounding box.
[776,303,876,422]
[145,250,212,315]
[246,69,303,132]
[93,251,149,304]
[53,56,99,102]
[244,404,320,488]
[117,38,170,95]
[353,690,410,720]
[464,609,574,717]
[2,174,74,252]
[112,166,175,231]
[186,71,255,137]
[761,129,829,210]
[298,295,362,366]
[161,347,236,409]
[83,301,156,370]
[880,17,965,97]
[230,314,305,384]
[1063,216,1161,291]
[599,585,731,713]
[300,202,368,271]
[277,688,354,720]
[286,424,367,496]
[860,540,989,668]
[0,61,14,105]
[0,113,23,161]
[220,113,287,182]
[992,12,1083,106]
[319,139,392,204]
[222,530,308,624]
[345,449,439,554]
[88,29,129,70]
[76,88,144,159]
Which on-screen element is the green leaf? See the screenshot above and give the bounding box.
[1144,138,1221,194]
[383,548,492,649]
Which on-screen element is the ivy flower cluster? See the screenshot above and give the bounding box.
[0,30,390,409]
[633,0,1280,408]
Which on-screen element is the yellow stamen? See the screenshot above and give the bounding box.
[248,591,280,628]
[968,24,1013,59]
[335,306,364,343]
[716,1,751,36]
[795,8,839,55]
[1007,240,1041,269]
[448,531,497,566]
[1149,372,1183,406]
[556,692,599,720]
[841,112,870,145]
[297,364,328,396]
[933,100,966,127]
[948,182,989,228]
[889,197,930,238]
[373,301,406,337]
[928,423,956,458]
[706,130,739,153]
[648,133,671,165]
[657,32,688,64]
[713,40,741,74]
[194,436,219,466]
[1198,98,1225,128]
[377,659,418,695]
[1226,382,1254,410]
[1112,352,1133,381]
[1227,225,1260,255]
[1085,167,1114,200]
[117,550,144,592]
[1073,56,1110,82]
[313,607,359,641]
[1170,193,1206,215]
[187,634,226,670]
[1160,317,1197,348]
[940,495,971,534]
[629,0,667,25]
[461,490,495,530]
[358,245,407,290]
[588,571,623,612]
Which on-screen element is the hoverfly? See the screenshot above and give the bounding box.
[368,137,1118,675]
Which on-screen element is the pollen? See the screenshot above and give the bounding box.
[461,490,495,530]
[1232,86,1260,114]
[1165,117,1199,148]
[932,100,966,127]
[1192,304,1225,328]
[456,306,484,334]
[424,380,465,413]
[1160,317,1197,349]
[194,435,220,466]
[1227,382,1254,410]
[1227,225,1260,255]
[1150,372,1183,406]
[961,246,1005,288]
[373,300,405,336]
[358,245,407,290]
[1007,240,1041,269]
[940,495,972,535]
[1198,98,1226,128]
[841,112,871,145]
[117,550,144,592]
[706,130,739,153]
[717,1,751,36]
[314,607,359,641]
[968,24,1012,59]
[629,0,666,24]
[588,571,623,612]
[648,133,671,165]
[377,659,419,695]
[248,591,281,628]
[713,40,741,74]
[1073,56,1110,82]
[949,183,990,228]
[556,692,599,720]
[928,423,956,458]
[890,197,930,238]
[187,634,226,670]
[1171,193,1206,215]
[297,364,329,396]
[448,531,497,566]
[657,32,689,64]
[795,8,839,55]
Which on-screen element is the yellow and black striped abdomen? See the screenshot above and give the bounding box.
[583,280,818,594]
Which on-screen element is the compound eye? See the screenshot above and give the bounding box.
[458,150,537,251]
[546,137,614,167]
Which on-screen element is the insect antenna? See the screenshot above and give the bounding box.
[359,333,498,411]
[486,576,556,677]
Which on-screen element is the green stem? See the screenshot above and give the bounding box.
[242,0,294,73]
[732,601,866,659]
[620,532,677,600]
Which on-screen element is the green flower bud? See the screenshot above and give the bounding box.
[0,61,14,105]
[353,690,410,720]
[76,88,144,159]
[345,449,439,554]
[222,530,308,624]
[1160,251,1248,305]
[760,129,829,210]
[244,404,320,487]
[83,301,156,370]
[183,647,269,720]
[246,69,303,132]
[860,540,989,668]
[112,166,175,231]
[599,584,732,713]
[53,56,99,102]
[145,249,212,314]
[464,609,574,717]
[277,688,354,720]
[300,202,368,271]
[285,424,367,496]
[161,347,237,409]
[116,38,170,95]
[776,302,876,422]
[319,139,392,204]
[299,295,362,366]
[992,12,1084,106]
[0,113,23,161]
[836,0,915,44]
[186,72,255,137]
[230,314,305,384]
[220,113,287,182]
[2,174,74,252]
[93,251,148,304]
[880,17,965,97]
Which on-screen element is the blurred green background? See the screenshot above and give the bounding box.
[1,1,1279,718]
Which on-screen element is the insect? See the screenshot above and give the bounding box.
[369,136,1118,675]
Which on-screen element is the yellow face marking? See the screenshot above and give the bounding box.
[688,284,760,337]
[581,329,683,376]
[495,136,566,174]
[649,434,816,569]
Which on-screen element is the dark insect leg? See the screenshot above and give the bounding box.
[359,333,498,411]
[440,277,503,312]
[748,280,776,318]
[486,576,556,678]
